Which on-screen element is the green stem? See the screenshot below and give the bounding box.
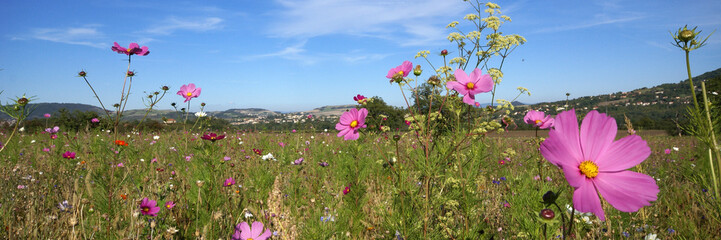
[0,112,21,153]
[702,82,721,199]
[685,50,700,110]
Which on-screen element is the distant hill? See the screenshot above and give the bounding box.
[0,103,104,120]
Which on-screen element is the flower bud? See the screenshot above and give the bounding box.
[539,209,555,220]
[162,86,170,91]
[78,71,87,77]
[542,190,559,205]
[113,103,121,108]
[679,29,694,42]
[413,65,422,76]
[201,102,206,107]
[393,134,401,142]
[17,97,29,106]
[154,91,160,95]
[126,71,135,77]
[148,95,154,99]
[427,75,441,86]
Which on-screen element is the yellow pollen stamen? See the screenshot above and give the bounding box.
[126,48,132,52]
[166,205,171,208]
[186,92,193,97]
[535,120,542,125]
[142,207,149,212]
[466,82,475,89]
[350,120,358,128]
[398,71,404,75]
[579,161,599,178]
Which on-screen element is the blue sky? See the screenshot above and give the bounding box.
[1,0,720,112]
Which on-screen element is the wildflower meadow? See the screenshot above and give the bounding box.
[1,1,720,239]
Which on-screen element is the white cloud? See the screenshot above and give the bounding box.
[145,17,224,35]
[267,0,466,46]
[534,15,645,33]
[27,26,105,48]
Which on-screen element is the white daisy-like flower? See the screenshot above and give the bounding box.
[194,111,207,118]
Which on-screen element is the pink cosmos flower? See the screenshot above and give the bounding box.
[386,61,413,81]
[111,42,150,56]
[201,133,225,142]
[224,177,236,187]
[91,118,100,123]
[446,68,494,106]
[343,186,351,195]
[44,113,51,118]
[177,83,201,103]
[353,94,368,104]
[164,201,175,210]
[335,108,368,140]
[232,221,272,240]
[524,110,555,129]
[664,149,671,154]
[139,198,160,216]
[539,110,658,221]
[62,151,76,159]
[45,126,60,134]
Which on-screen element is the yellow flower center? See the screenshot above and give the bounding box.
[186,92,193,97]
[579,161,599,178]
[142,207,149,212]
[350,120,358,128]
[398,71,404,76]
[211,136,216,140]
[466,82,475,89]
[166,205,171,208]
[126,48,132,52]
[535,120,542,125]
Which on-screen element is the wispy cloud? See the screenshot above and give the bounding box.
[23,26,106,48]
[244,40,391,65]
[534,15,645,34]
[267,0,466,46]
[144,17,224,35]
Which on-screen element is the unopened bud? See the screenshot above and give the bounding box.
[148,95,154,99]
[679,29,694,42]
[427,75,441,86]
[126,71,135,77]
[78,71,87,77]
[542,191,559,204]
[113,103,121,108]
[413,65,422,76]
[162,86,170,91]
[539,209,555,220]
[154,91,160,95]
[17,97,29,106]
[171,102,177,107]
[440,49,448,56]
[393,134,401,142]
[201,102,206,107]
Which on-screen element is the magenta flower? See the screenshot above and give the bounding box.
[353,94,368,104]
[201,133,226,142]
[164,201,175,210]
[45,126,60,134]
[524,110,554,129]
[539,110,658,221]
[91,118,100,123]
[139,198,160,216]
[232,221,272,240]
[62,151,76,159]
[335,108,368,140]
[343,186,351,195]
[446,68,493,106]
[177,83,201,103]
[111,42,150,56]
[44,113,51,118]
[224,177,236,187]
[386,60,413,81]
[664,149,671,154]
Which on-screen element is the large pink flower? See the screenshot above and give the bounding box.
[232,221,272,240]
[540,110,658,221]
[177,83,201,102]
[111,42,150,56]
[386,61,413,79]
[335,108,368,140]
[446,68,493,106]
[524,110,554,129]
[139,198,160,216]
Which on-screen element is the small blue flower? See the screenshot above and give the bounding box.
[622,231,630,237]
[500,177,506,181]
[667,228,675,234]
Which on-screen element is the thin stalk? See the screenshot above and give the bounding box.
[0,112,22,153]
[702,82,721,199]
[685,50,700,110]
[81,76,113,120]
[709,148,719,199]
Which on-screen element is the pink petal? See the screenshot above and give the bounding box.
[462,94,477,106]
[446,81,468,95]
[128,43,140,49]
[237,222,251,238]
[400,61,413,77]
[344,130,359,140]
[339,111,354,124]
[580,111,616,161]
[596,134,651,172]
[356,108,368,125]
[595,171,658,213]
[250,221,264,237]
[257,229,272,240]
[540,110,582,168]
[453,69,469,86]
[539,117,554,129]
[560,164,586,188]
[573,182,605,221]
[187,83,196,90]
[194,88,201,97]
[337,126,351,137]
[473,72,494,93]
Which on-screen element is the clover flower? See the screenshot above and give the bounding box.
[540,110,658,221]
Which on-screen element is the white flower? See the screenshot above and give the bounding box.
[19,127,25,132]
[30,140,36,144]
[324,129,328,132]
[262,153,276,161]
[195,111,207,118]
[238,141,243,145]
[712,91,718,95]
[153,135,160,140]
[644,233,657,240]
[673,147,679,151]
[244,211,253,218]
[140,158,145,162]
